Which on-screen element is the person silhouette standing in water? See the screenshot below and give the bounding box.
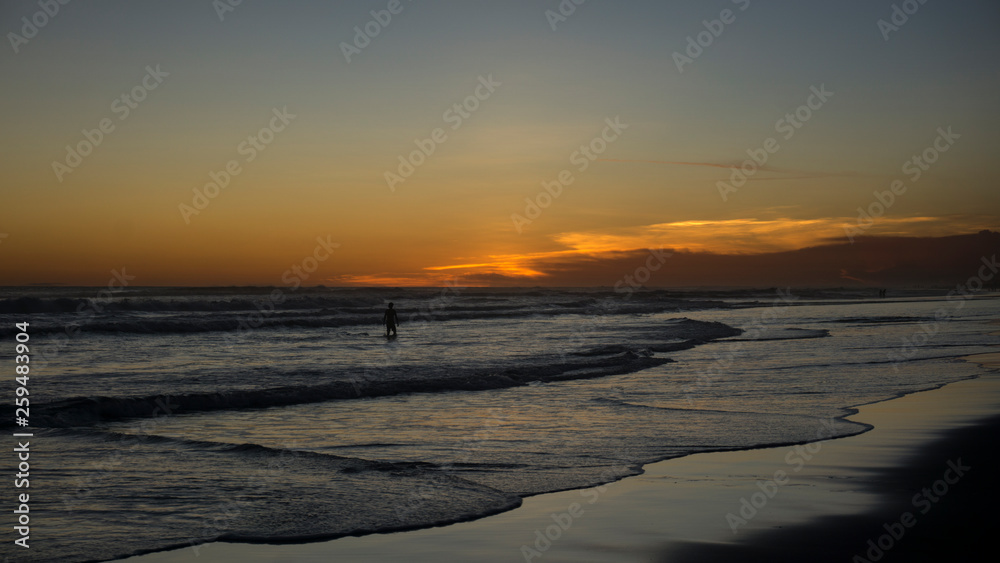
[382,302,399,337]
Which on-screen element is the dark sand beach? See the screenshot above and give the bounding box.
[666,368,1000,562]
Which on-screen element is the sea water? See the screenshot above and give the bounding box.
[1,287,996,562]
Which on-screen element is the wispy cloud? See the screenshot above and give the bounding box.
[467,230,1000,288]
[332,217,996,286]
[415,215,994,285]
[596,158,871,182]
[596,158,739,170]
[327,273,472,287]
[839,268,866,283]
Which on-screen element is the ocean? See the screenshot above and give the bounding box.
[1,286,997,562]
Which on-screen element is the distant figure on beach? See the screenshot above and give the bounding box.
[382,302,399,337]
[878,289,887,298]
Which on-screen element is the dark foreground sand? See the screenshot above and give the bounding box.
[127,358,1000,563]
[666,378,1000,562]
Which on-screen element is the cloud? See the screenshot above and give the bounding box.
[416,217,999,288]
[596,158,741,170]
[331,217,998,287]
[487,231,1000,288]
[327,273,465,287]
[554,215,993,255]
[596,159,871,182]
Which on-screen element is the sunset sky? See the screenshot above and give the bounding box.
[1,0,998,286]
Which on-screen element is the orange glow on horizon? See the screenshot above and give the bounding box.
[401,215,988,285]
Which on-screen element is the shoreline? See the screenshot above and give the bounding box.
[125,354,1000,563]
[666,355,1000,562]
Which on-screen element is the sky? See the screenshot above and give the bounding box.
[1,0,998,287]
